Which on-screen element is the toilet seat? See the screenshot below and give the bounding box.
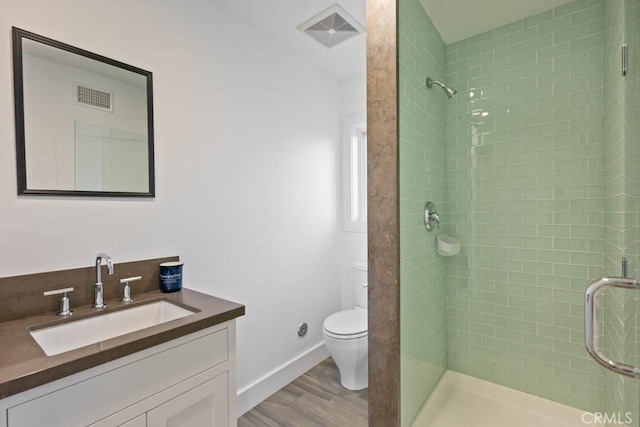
[323,308,367,340]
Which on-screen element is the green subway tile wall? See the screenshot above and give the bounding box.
[398,0,447,424]
[444,0,607,412]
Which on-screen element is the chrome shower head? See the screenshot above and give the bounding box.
[443,86,457,99]
[426,77,457,99]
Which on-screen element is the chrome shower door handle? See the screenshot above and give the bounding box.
[585,277,640,378]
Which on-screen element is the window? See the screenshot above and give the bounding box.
[343,112,367,232]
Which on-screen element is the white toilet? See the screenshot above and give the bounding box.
[323,262,368,390]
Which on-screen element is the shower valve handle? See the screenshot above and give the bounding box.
[424,202,440,232]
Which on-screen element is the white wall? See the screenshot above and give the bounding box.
[0,0,346,411]
[341,74,367,117]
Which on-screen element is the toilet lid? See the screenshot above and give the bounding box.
[323,308,367,336]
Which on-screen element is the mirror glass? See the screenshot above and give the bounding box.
[13,28,155,197]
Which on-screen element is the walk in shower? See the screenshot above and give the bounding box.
[397,0,640,425]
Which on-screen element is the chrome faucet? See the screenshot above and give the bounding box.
[94,253,114,309]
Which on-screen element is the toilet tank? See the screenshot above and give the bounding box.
[352,261,368,309]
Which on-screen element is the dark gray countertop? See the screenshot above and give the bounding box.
[0,288,245,398]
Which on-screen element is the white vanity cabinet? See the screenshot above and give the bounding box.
[94,371,230,427]
[0,321,237,427]
[146,372,228,426]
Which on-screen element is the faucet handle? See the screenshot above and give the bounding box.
[424,201,441,231]
[43,287,74,317]
[120,276,142,303]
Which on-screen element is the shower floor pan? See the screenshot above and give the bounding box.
[412,371,603,427]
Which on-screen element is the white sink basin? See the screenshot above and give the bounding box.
[30,301,195,356]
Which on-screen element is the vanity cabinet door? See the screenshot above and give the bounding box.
[120,414,146,427]
[147,372,229,427]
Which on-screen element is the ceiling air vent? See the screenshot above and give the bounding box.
[74,84,113,112]
[297,4,364,48]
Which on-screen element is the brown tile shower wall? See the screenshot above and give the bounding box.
[0,256,179,322]
[367,0,401,425]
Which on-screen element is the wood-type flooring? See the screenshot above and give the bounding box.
[238,358,368,427]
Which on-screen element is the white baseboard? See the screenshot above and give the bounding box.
[236,342,329,416]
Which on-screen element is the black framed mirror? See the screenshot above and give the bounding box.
[12,27,155,197]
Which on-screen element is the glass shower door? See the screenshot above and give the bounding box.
[599,0,640,424]
[398,0,640,424]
